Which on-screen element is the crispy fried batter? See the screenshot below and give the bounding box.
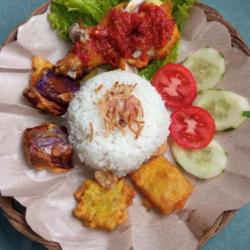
[24,57,63,115]
[130,156,193,214]
[23,56,80,116]
[73,179,135,230]
[94,170,118,190]
[31,56,53,83]
[23,123,74,173]
[142,198,154,211]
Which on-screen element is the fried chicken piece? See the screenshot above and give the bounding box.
[23,123,74,173]
[73,179,135,230]
[23,56,80,116]
[55,2,179,78]
[130,156,193,214]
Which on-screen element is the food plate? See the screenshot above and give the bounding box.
[0,1,249,250]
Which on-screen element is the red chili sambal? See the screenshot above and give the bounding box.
[72,3,175,68]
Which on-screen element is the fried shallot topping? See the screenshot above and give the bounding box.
[88,122,94,143]
[97,82,144,139]
[94,84,104,93]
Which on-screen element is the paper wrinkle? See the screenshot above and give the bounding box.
[178,8,232,63]
[182,7,207,41]
[0,41,32,69]
[17,12,69,64]
[0,6,250,250]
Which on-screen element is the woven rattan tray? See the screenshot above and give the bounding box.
[0,2,249,250]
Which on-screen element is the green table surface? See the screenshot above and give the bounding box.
[0,0,250,249]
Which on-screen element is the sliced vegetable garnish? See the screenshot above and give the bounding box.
[170,106,216,149]
[153,64,197,109]
[183,47,225,91]
[194,89,250,131]
[171,140,227,179]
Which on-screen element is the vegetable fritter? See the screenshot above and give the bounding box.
[130,156,193,214]
[73,179,135,230]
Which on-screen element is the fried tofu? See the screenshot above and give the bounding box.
[73,179,135,231]
[130,156,193,214]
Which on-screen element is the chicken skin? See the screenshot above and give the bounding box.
[55,2,180,78]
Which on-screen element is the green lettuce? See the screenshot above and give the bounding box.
[48,0,126,41]
[172,0,197,32]
[242,111,250,118]
[139,42,179,80]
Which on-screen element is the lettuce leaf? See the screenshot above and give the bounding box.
[48,2,83,41]
[48,0,126,41]
[242,111,250,118]
[172,0,197,32]
[139,42,179,80]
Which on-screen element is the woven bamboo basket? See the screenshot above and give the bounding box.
[0,2,249,250]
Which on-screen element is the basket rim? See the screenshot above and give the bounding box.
[0,2,249,250]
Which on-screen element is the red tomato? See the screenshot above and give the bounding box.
[153,64,197,109]
[170,106,216,149]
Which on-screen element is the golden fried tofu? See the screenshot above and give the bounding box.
[74,179,135,231]
[130,156,193,214]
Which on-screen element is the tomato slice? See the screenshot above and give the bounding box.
[170,106,216,149]
[152,64,197,109]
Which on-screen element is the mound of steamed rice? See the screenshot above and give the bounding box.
[67,70,170,176]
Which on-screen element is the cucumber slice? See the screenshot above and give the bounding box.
[183,48,225,91]
[194,89,250,131]
[171,140,227,179]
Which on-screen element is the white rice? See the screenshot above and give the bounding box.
[67,70,170,176]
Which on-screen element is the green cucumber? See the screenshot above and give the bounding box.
[171,140,227,179]
[194,89,250,131]
[183,47,225,91]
